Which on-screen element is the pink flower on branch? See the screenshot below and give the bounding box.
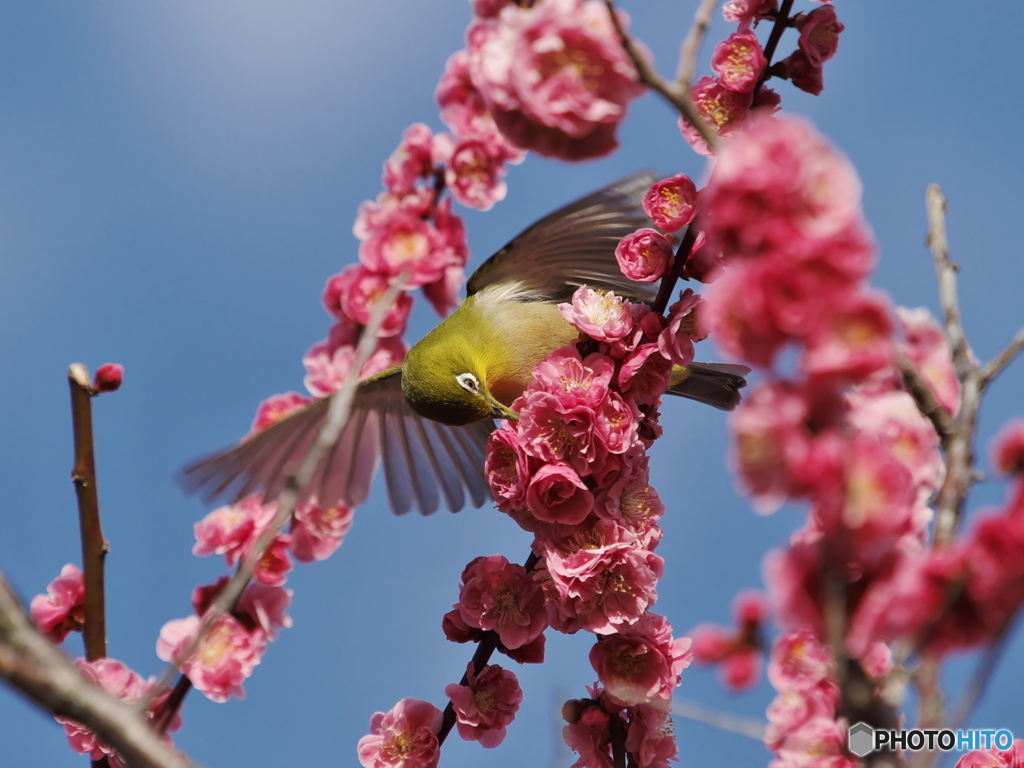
[30,563,85,643]
[452,554,548,650]
[797,6,844,67]
[57,658,179,768]
[445,663,523,747]
[615,228,674,283]
[357,698,443,768]
[711,31,766,93]
[641,175,699,233]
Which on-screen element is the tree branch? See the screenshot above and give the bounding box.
[979,325,1024,388]
[926,185,974,377]
[146,278,408,709]
[602,0,718,151]
[0,572,196,768]
[675,0,719,89]
[895,349,954,440]
[67,364,108,662]
[672,698,766,741]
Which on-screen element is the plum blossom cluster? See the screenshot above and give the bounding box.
[688,590,766,691]
[764,630,893,768]
[436,283,706,765]
[459,0,645,161]
[697,113,1021,757]
[679,1,845,156]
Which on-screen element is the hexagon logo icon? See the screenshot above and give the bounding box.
[848,722,875,757]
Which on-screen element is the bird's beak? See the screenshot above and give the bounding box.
[486,395,519,422]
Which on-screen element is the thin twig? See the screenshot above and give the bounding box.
[675,0,719,89]
[755,0,796,95]
[602,0,718,151]
[68,364,108,662]
[0,572,196,768]
[926,186,974,376]
[653,224,698,316]
[948,612,1019,731]
[896,349,955,440]
[145,278,408,708]
[672,698,766,741]
[979,326,1024,388]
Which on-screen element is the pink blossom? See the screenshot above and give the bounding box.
[689,623,731,662]
[526,462,595,525]
[617,344,673,406]
[722,647,761,689]
[703,114,863,258]
[993,420,1024,475]
[797,6,844,67]
[485,427,534,512]
[445,138,508,211]
[235,582,293,640]
[642,175,699,233]
[382,123,435,196]
[802,294,894,381]
[563,694,614,768]
[303,328,406,397]
[589,612,692,707]
[156,614,267,702]
[624,700,678,768]
[559,286,635,342]
[543,521,663,634]
[193,496,262,562]
[518,390,600,471]
[658,289,706,367]
[615,228,673,282]
[778,50,823,96]
[898,306,960,415]
[722,0,778,28]
[955,740,1024,768]
[250,391,311,433]
[354,188,434,241]
[357,698,443,768]
[455,555,548,649]
[92,363,123,393]
[422,264,466,317]
[711,31,766,93]
[58,658,177,768]
[30,563,85,643]
[594,457,665,540]
[678,76,753,156]
[467,0,644,161]
[767,629,833,691]
[531,347,616,406]
[241,531,293,586]
[359,214,454,288]
[594,392,641,455]
[328,264,414,335]
[291,500,354,562]
[445,663,523,747]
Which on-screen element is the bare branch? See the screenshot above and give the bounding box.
[926,185,974,376]
[675,0,719,89]
[602,0,718,150]
[146,278,408,707]
[0,572,196,768]
[948,612,1020,731]
[979,325,1024,388]
[672,698,766,741]
[67,364,109,662]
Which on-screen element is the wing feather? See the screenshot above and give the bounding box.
[179,369,495,516]
[467,171,662,304]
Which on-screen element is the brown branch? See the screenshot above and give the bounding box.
[895,350,954,440]
[675,0,720,89]
[979,325,1024,388]
[653,223,698,315]
[146,278,408,708]
[67,364,108,662]
[0,572,196,768]
[602,0,718,151]
[755,0,796,95]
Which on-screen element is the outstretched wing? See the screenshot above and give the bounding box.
[179,369,495,516]
[466,171,662,304]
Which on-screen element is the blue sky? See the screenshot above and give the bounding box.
[2,2,1023,767]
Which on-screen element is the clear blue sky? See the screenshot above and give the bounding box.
[2,3,1022,766]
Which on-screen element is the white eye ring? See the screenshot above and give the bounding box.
[456,373,480,394]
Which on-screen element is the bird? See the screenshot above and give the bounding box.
[181,172,748,516]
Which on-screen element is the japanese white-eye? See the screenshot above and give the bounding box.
[182,172,747,515]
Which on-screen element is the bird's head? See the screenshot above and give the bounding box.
[401,328,517,426]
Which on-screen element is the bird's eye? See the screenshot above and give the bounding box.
[456,373,480,394]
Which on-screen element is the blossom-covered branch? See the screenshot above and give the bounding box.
[0,572,195,768]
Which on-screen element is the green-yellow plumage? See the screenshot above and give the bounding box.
[182,172,748,516]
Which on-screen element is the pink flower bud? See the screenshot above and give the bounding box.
[92,363,123,393]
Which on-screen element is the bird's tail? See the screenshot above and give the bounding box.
[667,362,750,411]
